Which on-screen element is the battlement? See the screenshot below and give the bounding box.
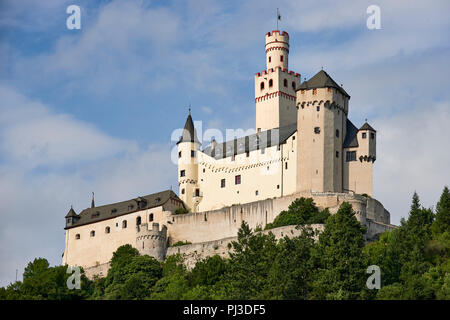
[255,67,301,78]
[136,222,167,239]
[136,223,167,261]
[266,30,289,38]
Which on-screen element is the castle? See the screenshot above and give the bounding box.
[62,30,395,278]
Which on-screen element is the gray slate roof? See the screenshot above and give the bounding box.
[343,119,359,148]
[177,112,200,144]
[203,123,297,160]
[65,207,77,218]
[65,190,181,229]
[359,122,376,132]
[298,70,350,98]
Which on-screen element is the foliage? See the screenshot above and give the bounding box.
[175,207,190,215]
[309,202,366,299]
[265,197,330,230]
[171,241,192,247]
[2,187,449,300]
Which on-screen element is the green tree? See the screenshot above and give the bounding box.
[262,228,315,299]
[309,202,366,299]
[189,255,228,287]
[432,186,450,236]
[265,197,330,230]
[222,221,278,299]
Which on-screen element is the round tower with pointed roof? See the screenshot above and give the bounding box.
[177,111,201,212]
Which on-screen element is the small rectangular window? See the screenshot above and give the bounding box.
[178,151,182,158]
[191,150,195,157]
[235,175,241,185]
[221,179,225,188]
[280,55,283,62]
[346,151,357,162]
[255,190,259,196]
[317,106,320,112]
[371,132,375,139]
[313,89,317,95]
[195,189,200,197]
[269,56,271,63]
[362,132,367,139]
[180,170,185,177]
[336,151,339,158]
[285,162,288,170]
[336,129,339,138]
[314,127,320,134]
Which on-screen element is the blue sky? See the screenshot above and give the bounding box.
[0,0,449,286]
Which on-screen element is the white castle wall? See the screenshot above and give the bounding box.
[166,224,325,270]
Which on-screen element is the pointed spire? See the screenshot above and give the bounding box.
[65,206,77,218]
[298,69,350,98]
[177,109,200,144]
[359,122,376,132]
[91,192,95,208]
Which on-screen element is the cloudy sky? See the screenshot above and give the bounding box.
[0,0,449,286]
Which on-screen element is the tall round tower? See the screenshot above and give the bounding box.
[177,111,201,212]
[265,30,289,70]
[255,30,300,132]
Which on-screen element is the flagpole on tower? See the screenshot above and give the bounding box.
[277,8,279,30]
[276,8,282,30]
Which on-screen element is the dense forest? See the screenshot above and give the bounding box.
[1,187,449,300]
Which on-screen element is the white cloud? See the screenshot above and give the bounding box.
[0,86,136,168]
[0,87,176,286]
[373,101,450,224]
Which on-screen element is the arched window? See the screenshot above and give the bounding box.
[75,234,80,240]
[90,230,95,237]
[283,79,287,87]
[136,216,141,226]
[122,220,127,229]
[260,82,264,90]
[105,226,110,234]
[292,81,296,90]
[269,79,273,87]
[149,213,154,222]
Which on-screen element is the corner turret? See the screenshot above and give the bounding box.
[136,222,167,261]
[177,111,201,212]
[65,206,79,228]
